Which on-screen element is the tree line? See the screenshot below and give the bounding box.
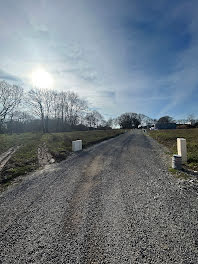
[0,80,112,134]
[0,80,154,133]
[1,80,197,134]
[115,112,155,129]
[117,114,198,129]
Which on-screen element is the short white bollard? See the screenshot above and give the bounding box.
[72,140,82,152]
[177,138,187,163]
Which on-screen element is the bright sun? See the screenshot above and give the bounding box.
[31,68,53,89]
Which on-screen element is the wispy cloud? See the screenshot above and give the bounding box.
[0,69,22,83]
[0,0,198,119]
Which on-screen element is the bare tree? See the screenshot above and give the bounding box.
[105,118,114,128]
[85,112,95,128]
[137,114,154,126]
[50,91,60,119]
[65,91,87,126]
[117,113,141,129]
[93,110,105,127]
[43,90,54,132]
[6,110,33,134]
[187,114,196,125]
[85,110,104,128]
[0,81,23,132]
[27,88,46,133]
[26,88,88,133]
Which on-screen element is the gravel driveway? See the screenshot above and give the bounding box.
[0,130,198,263]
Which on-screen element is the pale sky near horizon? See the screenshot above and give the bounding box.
[0,0,198,120]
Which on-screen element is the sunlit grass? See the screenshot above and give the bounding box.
[0,129,124,184]
[149,128,198,170]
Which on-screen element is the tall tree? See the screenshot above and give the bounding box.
[157,116,174,124]
[0,81,23,132]
[117,113,141,129]
[27,88,46,133]
[85,110,105,128]
[105,118,114,128]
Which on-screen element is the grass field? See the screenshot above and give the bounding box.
[149,128,198,170]
[0,129,125,184]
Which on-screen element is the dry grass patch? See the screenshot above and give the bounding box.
[0,129,124,184]
[149,128,198,171]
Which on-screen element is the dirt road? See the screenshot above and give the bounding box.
[0,131,198,263]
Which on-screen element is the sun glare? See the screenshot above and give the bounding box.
[31,68,53,89]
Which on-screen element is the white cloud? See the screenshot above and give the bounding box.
[1,0,198,119]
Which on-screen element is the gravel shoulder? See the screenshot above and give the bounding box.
[0,130,198,263]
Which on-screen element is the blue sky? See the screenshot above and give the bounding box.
[0,0,198,119]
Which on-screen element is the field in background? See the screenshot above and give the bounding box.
[149,128,198,170]
[0,129,125,184]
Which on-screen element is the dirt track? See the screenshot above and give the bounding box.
[0,131,198,263]
[0,146,19,173]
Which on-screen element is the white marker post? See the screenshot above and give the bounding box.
[177,138,187,164]
[72,140,82,152]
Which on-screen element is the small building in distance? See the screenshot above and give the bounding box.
[177,121,196,126]
[154,123,177,130]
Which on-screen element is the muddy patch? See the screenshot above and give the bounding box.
[0,146,20,173]
[37,143,55,167]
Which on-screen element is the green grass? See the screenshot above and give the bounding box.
[149,128,198,171]
[0,133,42,183]
[0,133,43,154]
[0,129,124,184]
[43,129,124,151]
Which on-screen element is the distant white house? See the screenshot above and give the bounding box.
[176,121,196,125]
[138,123,155,129]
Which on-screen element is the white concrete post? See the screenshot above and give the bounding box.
[177,138,187,163]
[72,140,82,152]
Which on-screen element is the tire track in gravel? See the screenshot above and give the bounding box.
[1,131,198,263]
[60,133,131,263]
[0,133,128,263]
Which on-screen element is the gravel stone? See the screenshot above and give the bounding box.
[0,130,198,263]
